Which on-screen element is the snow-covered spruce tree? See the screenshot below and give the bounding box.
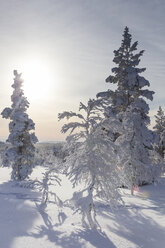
[97,27,160,192]
[1,70,38,180]
[115,99,161,193]
[153,106,165,158]
[97,26,154,113]
[58,99,121,228]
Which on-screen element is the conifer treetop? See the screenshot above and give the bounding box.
[154,106,165,134]
[153,106,165,158]
[97,26,154,113]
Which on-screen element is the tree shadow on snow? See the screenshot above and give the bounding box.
[31,224,117,248]
[30,203,117,248]
[0,180,40,248]
[76,228,117,248]
[96,180,165,248]
[107,208,165,248]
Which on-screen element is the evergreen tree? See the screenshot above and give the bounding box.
[153,106,165,158]
[97,27,160,192]
[1,70,38,180]
[116,99,160,193]
[58,99,121,228]
[97,26,154,114]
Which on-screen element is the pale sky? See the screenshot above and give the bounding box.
[0,0,165,141]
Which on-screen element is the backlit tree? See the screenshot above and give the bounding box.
[1,70,38,180]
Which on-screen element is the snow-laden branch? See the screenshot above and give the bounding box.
[58,111,84,121]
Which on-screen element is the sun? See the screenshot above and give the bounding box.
[20,59,53,101]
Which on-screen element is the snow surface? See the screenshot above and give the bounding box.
[0,166,165,248]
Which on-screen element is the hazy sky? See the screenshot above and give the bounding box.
[0,0,165,141]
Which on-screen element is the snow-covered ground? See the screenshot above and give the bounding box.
[0,166,165,248]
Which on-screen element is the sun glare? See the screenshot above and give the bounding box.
[20,59,53,101]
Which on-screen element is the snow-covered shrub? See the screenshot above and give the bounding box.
[1,70,38,180]
[36,167,62,212]
[59,99,121,228]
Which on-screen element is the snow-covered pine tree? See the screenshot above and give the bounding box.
[1,70,38,180]
[96,27,160,192]
[58,99,121,228]
[153,106,165,158]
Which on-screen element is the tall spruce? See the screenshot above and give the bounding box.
[97,27,160,193]
[1,70,38,180]
[97,26,154,113]
[153,106,165,158]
